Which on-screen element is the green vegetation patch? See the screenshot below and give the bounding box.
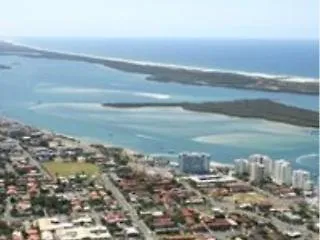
[43,161,99,177]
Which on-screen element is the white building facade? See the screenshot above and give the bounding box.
[292,169,312,190]
[234,158,249,175]
[249,162,265,183]
[273,160,292,185]
[249,154,273,177]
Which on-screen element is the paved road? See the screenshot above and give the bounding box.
[180,179,318,239]
[3,198,13,221]
[100,173,156,240]
[5,162,16,175]
[17,143,52,180]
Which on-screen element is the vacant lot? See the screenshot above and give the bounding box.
[232,192,266,204]
[43,161,99,177]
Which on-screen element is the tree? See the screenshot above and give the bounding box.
[117,156,129,166]
[31,194,46,207]
[39,140,49,147]
[10,196,17,204]
[293,188,303,196]
[172,210,185,224]
[10,205,19,217]
[32,205,44,216]
[145,184,154,194]
[0,220,12,236]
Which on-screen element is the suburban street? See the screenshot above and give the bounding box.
[179,179,317,240]
[18,143,52,180]
[100,173,156,240]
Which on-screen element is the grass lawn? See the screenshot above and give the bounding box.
[232,192,266,204]
[43,161,100,177]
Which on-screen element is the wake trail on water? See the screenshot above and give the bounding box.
[136,134,158,141]
[296,153,319,165]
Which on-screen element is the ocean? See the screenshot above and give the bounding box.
[15,38,319,79]
[0,38,318,176]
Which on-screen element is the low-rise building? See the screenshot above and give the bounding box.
[36,217,74,232]
[56,226,112,240]
[281,212,302,224]
[188,174,236,188]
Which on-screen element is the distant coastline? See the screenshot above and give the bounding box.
[0,40,319,95]
[102,99,319,128]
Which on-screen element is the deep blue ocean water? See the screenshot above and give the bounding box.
[16,38,319,78]
[0,38,318,176]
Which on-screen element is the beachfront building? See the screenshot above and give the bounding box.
[179,152,210,174]
[249,161,264,183]
[234,158,249,175]
[261,156,273,177]
[273,160,292,185]
[249,154,273,177]
[292,169,312,190]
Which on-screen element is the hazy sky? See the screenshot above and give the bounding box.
[0,0,318,39]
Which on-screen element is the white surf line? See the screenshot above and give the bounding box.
[2,39,318,83]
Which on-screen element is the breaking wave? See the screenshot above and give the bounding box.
[4,40,318,83]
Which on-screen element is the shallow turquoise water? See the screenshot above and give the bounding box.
[0,56,318,177]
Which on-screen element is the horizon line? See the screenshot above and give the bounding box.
[1,35,319,41]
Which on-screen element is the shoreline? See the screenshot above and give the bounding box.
[0,115,318,173]
[0,116,139,157]
[0,116,237,169]
[102,99,319,128]
[1,40,318,82]
[1,40,319,95]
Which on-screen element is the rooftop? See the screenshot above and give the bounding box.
[189,174,236,184]
[56,226,111,240]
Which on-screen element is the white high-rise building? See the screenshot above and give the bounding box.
[280,162,292,185]
[249,154,264,162]
[292,169,312,190]
[234,159,249,175]
[248,154,273,177]
[179,152,210,174]
[249,162,264,183]
[273,160,292,185]
[261,156,273,177]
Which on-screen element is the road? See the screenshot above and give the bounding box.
[5,162,16,175]
[17,143,52,180]
[100,173,156,240]
[6,137,52,180]
[3,198,13,221]
[180,179,318,239]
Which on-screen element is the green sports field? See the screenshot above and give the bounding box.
[43,161,100,177]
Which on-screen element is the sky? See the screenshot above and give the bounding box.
[0,0,318,39]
